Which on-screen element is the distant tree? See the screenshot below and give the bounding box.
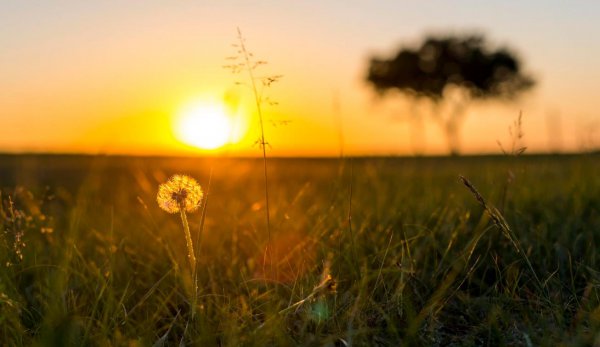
[366,34,535,155]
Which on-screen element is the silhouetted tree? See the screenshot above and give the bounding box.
[367,34,535,155]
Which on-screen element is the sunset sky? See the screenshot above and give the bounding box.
[1,1,599,156]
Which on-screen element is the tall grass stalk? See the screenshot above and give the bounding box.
[347,159,358,273]
[459,175,545,293]
[497,111,527,212]
[238,29,271,243]
[332,89,344,159]
[195,168,213,263]
[229,28,283,275]
[192,168,212,318]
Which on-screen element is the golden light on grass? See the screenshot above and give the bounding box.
[174,100,245,150]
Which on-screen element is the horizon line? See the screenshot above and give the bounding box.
[0,150,597,160]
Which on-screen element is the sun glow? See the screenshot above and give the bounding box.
[175,101,244,150]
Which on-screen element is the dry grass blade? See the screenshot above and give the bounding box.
[279,274,337,314]
[458,175,545,293]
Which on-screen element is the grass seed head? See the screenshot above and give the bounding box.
[157,174,203,213]
[313,274,337,297]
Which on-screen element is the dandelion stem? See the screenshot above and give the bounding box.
[179,209,196,278]
[180,208,198,317]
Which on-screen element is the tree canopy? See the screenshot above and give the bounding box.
[366,35,535,101]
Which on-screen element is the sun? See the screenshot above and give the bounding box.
[175,101,243,150]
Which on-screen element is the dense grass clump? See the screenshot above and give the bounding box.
[1,154,599,346]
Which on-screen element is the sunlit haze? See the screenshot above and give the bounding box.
[1,1,599,156]
[175,100,246,151]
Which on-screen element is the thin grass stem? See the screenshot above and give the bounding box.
[236,28,273,277]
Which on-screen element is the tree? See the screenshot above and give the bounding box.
[366,34,535,155]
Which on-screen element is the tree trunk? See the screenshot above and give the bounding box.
[442,92,468,156]
[409,100,425,156]
[445,118,461,156]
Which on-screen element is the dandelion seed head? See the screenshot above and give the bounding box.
[157,174,203,213]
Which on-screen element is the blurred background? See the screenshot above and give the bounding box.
[1,1,599,156]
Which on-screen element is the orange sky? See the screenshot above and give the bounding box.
[1,1,599,156]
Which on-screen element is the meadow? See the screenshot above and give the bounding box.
[1,153,599,346]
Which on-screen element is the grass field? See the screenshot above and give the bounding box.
[1,154,599,346]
